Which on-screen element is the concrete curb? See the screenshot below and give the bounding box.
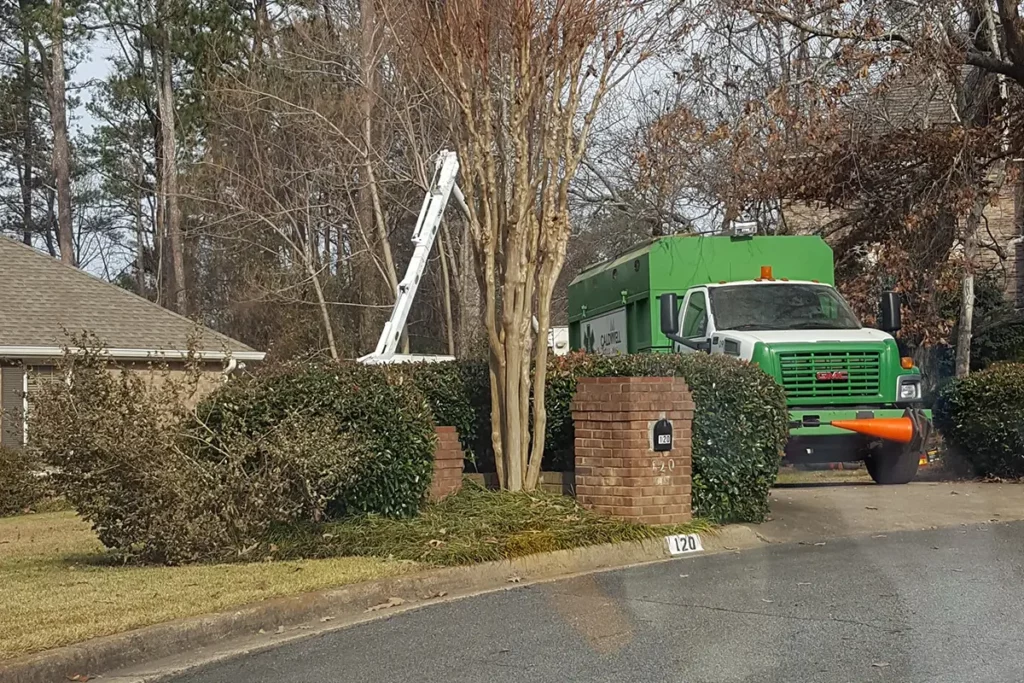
[2,525,763,683]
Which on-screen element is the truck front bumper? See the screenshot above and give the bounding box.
[788,408,932,437]
[786,408,933,464]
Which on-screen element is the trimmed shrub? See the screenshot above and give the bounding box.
[29,349,438,564]
[192,363,437,518]
[934,362,1024,478]
[29,349,199,558]
[0,447,43,516]
[543,352,788,523]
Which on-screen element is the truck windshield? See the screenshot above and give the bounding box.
[709,283,861,331]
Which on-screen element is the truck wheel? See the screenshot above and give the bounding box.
[865,444,920,485]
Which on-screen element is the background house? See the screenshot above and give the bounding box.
[782,67,1024,309]
[0,237,265,448]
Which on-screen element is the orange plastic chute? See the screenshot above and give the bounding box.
[830,417,914,443]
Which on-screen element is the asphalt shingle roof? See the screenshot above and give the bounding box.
[0,237,259,355]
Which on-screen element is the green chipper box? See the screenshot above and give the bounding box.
[568,235,931,485]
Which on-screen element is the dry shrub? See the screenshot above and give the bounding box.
[0,447,44,516]
[28,342,434,564]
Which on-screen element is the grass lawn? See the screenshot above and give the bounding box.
[0,511,418,661]
[2,486,710,662]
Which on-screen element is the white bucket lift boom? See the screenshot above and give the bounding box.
[358,150,568,364]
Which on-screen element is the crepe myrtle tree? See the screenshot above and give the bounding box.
[396,0,688,490]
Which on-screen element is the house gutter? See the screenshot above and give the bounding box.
[0,347,266,363]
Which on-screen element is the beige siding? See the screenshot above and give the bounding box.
[14,360,228,447]
[111,361,226,408]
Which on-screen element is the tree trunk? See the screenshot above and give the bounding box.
[45,0,75,266]
[157,17,187,314]
[252,0,271,57]
[359,0,404,352]
[954,227,975,378]
[43,190,56,256]
[153,120,166,306]
[304,231,340,360]
[19,27,33,246]
[457,218,482,356]
[135,142,147,296]
[439,222,456,356]
[956,157,1009,377]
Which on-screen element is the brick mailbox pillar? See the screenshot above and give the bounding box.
[571,377,693,524]
[430,426,465,501]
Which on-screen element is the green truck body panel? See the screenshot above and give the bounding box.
[568,234,927,443]
[568,235,835,353]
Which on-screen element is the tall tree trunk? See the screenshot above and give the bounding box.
[19,27,33,246]
[153,121,166,306]
[135,140,147,296]
[957,169,1008,376]
[955,227,976,378]
[956,2,1008,377]
[304,228,340,360]
[359,0,405,352]
[43,190,56,256]
[457,218,482,356]
[157,15,187,314]
[438,221,456,356]
[45,0,75,266]
[252,0,271,57]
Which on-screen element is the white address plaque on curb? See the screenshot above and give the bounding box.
[666,533,704,556]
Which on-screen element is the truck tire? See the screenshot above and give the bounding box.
[865,444,920,485]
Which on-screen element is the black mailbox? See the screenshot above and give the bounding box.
[653,419,673,452]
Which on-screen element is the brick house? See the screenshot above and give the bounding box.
[781,68,1024,308]
[0,237,265,448]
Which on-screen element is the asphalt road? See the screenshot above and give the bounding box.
[174,522,1024,683]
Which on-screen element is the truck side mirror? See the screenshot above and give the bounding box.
[880,291,901,333]
[660,293,679,336]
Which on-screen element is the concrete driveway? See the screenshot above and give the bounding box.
[758,480,1024,544]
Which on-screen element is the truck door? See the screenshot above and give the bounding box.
[676,288,714,354]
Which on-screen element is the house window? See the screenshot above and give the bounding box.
[0,365,25,449]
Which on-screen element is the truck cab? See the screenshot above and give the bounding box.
[568,235,930,484]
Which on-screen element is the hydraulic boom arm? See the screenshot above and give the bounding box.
[358,150,460,364]
[358,149,567,364]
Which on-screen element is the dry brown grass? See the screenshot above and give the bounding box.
[775,467,873,486]
[0,511,418,661]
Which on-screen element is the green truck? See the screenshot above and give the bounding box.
[567,234,931,485]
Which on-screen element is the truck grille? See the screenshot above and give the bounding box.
[779,350,881,399]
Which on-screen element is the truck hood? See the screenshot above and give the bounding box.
[723,328,893,345]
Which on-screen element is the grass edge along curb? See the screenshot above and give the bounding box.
[271,484,714,566]
[1,524,761,683]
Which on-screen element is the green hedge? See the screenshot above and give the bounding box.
[395,360,493,470]
[193,363,437,518]
[934,362,1024,478]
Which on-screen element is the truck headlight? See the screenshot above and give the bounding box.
[898,377,921,401]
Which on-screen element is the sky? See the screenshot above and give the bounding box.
[72,40,116,137]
